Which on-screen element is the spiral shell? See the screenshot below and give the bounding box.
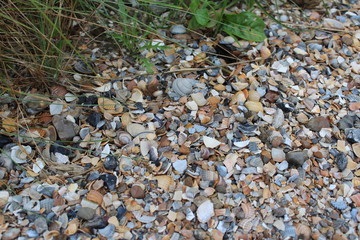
[118,132,133,145]
[172,78,195,96]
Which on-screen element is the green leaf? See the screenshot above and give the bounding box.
[189,0,200,13]
[195,8,209,26]
[223,12,266,42]
[188,16,202,29]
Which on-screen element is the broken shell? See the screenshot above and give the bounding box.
[241,202,255,219]
[10,145,33,164]
[203,136,222,148]
[119,156,133,172]
[126,123,147,137]
[22,95,50,114]
[172,78,195,96]
[115,88,131,103]
[200,170,218,181]
[118,132,133,145]
[196,200,214,223]
[295,223,311,240]
[98,97,123,114]
[129,88,144,103]
[74,60,96,75]
[153,175,174,191]
[239,218,253,233]
[87,190,103,205]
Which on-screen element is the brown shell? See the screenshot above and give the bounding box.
[295,223,311,240]
[241,202,255,219]
[98,97,123,114]
[86,190,103,205]
[153,175,174,191]
[239,218,253,233]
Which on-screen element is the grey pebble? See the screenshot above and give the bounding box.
[308,43,323,51]
[338,115,356,130]
[99,224,116,238]
[286,151,308,166]
[276,161,289,171]
[335,152,348,171]
[171,25,186,34]
[273,207,286,217]
[346,128,360,143]
[77,207,96,220]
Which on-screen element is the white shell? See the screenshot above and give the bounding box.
[196,200,214,223]
[203,136,221,148]
[11,145,32,164]
[172,78,194,96]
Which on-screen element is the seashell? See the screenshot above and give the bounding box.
[295,223,311,240]
[74,60,96,75]
[47,125,57,141]
[196,200,214,223]
[126,123,146,137]
[44,231,60,240]
[51,85,67,97]
[350,193,360,207]
[87,190,103,205]
[200,170,218,181]
[98,97,123,114]
[126,199,142,211]
[172,78,195,96]
[133,211,156,223]
[64,219,78,235]
[22,95,50,114]
[129,88,144,103]
[241,202,255,219]
[282,224,296,239]
[191,92,207,106]
[239,218,253,233]
[149,146,158,162]
[203,136,221,148]
[115,88,131,103]
[99,224,116,238]
[330,201,348,210]
[118,131,133,145]
[200,148,210,160]
[40,198,54,212]
[10,145,33,164]
[238,123,258,135]
[153,175,174,191]
[119,156,133,172]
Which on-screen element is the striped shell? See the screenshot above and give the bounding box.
[241,202,255,219]
[330,201,348,210]
[153,175,174,191]
[239,218,253,233]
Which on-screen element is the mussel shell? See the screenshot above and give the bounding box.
[74,61,96,75]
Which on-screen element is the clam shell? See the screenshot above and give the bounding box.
[200,170,218,181]
[118,132,133,145]
[241,202,255,219]
[129,88,144,103]
[153,175,174,191]
[126,123,146,137]
[295,223,311,240]
[196,200,214,223]
[115,88,131,103]
[203,136,221,148]
[87,190,103,205]
[239,218,253,233]
[172,78,194,96]
[98,97,123,114]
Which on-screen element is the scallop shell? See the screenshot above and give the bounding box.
[74,61,96,75]
[118,132,133,145]
[241,202,255,219]
[295,223,311,240]
[239,218,253,233]
[153,175,174,191]
[98,97,123,114]
[172,78,195,96]
[330,201,348,210]
[87,190,103,205]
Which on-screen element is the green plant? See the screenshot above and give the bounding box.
[186,0,266,42]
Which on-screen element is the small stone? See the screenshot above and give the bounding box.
[342,36,354,46]
[273,208,286,217]
[272,148,286,162]
[173,159,187,174]
[245,101,263,112]
[0,190,10,207]
[130,185,145,199]
[349,102,360,111]
[99,174,117,191]
[186,101,198,111]
[104,156,118,170]
[2,228,20,240]
[49,101,63,115]
[286,151,308,166]
[297,113,309,123]
[308,43,323,51]
[77,207,96,220]
[171,25,186,34]
[260,46,271,58]
[335,152,348,171]
[203,136,222,148]
[265,91,280,103]
[273,109,284,129]
[309,12,320,21]
[307,116,330,131]
[52,115,78,140]
[87,112,103,127]
[338,115,356,130]
[276,161,289,171]
[346,129,360,143]
[34,217,48,234]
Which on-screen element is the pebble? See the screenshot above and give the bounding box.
[346,129,360,143]
[308,43,323,51]
[335,152,348,171]
[52,115,78,140]
[272,109,284,129]
[273,207,286,217]
[338,115,356,130]
[49,101,63,115]
[130,185,145,199]
[171,25,187,34]
[87,112,103,127]
[99,174,117,191]
[286,151,308,166]
[191,92,207,106]
[307,116,330,131]
[104,156,118,170]
[222,36,235,44]
[276,161,289,171]
[77,207,96,220]
[245,101,263,112]
[272,148,286,162]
